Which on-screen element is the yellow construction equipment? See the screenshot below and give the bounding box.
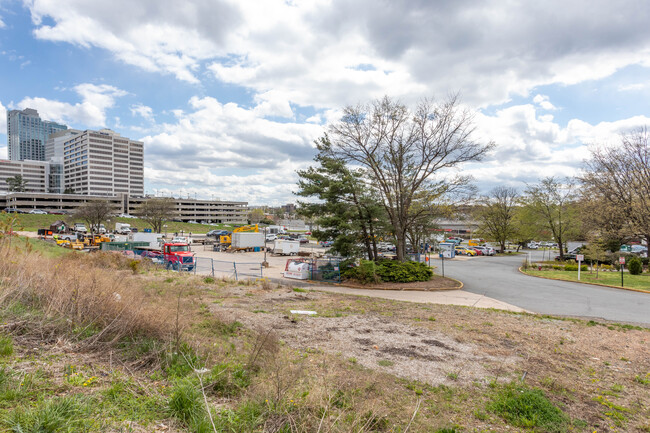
[79,233,112,248]
[219,224,259,246]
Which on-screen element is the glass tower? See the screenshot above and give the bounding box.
[6,108,68,161]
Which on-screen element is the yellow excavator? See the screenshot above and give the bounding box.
[219,224,259,246]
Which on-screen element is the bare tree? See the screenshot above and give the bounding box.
[523,177,579,260]
[136,198,177,233]
[477,187,519,253]
[581,128,650,248]
[73,201,115,234]
[327,95,494,261]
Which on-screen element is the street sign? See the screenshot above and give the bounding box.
[619,257,626,265]
[576,254,584,262]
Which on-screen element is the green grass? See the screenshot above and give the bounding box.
[487,383,570,432]
[0,335,13,357]
[524,269,650,291]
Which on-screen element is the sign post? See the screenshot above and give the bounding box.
[576,254,584,281]
[619,257,625,287]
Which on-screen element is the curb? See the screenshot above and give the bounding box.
[340,277,463,291]
[259,275,463,292]
[518,267,650,294]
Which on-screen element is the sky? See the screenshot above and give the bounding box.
[0,0,649,205]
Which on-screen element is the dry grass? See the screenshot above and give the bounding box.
[1,235,649,432]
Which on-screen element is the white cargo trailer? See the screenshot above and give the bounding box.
[273,239,300,255]
[132,232,164,248]
[232,232,265,249]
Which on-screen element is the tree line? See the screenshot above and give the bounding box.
[296,95,649,262]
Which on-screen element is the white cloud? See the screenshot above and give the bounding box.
[25,0,650,109]
[468,104,650,191]
[27,0,240,83]
[140,96,323,203]
[130,103,154,121]
[618,82,648,91]
[533,94,557,111]
[14,83,127,128]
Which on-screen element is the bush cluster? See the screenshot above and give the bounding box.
[627,256,643,275]
[563,264,588,272]
[342,259,433,284]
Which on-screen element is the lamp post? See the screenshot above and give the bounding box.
[163,224,168,239]
[262,226,269,268]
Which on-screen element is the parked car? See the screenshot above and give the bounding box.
[3,207,25,213]
[474,246,496,256]
[555,246,584,261]
[319,240,334,247]
[467,247,483,256]
[29,209,48,214]
[265,234,278,242]
[207,229,228,237]
[455,246,476,256]
[526,242,539,249]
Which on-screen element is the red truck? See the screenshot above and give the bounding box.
[140,242,195,271]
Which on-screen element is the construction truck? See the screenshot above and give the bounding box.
[219,224,259,247]
[138,242,195,271]
[78,233,113,248]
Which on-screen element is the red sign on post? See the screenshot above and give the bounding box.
[619,257,626,265]
[576,254,584,262]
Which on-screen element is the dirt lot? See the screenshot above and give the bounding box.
[205,282,650,431]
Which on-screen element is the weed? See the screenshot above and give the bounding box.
[634,373,650,385]
[292,287,306,293]
[487,383,569,432]
[447,372,459,381]
[168,379,205,425]
[203,276,215,284]
[428,316,436,321]
[0,335,13,357]
[206,362,251,397]
[348,357,357,364]
[377,359,394,367]
[3,395,90,432]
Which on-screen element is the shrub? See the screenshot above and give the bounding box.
[628,256,642,275]
[341,260,380,284]
[375,260,433,283]
[564,264,587,272]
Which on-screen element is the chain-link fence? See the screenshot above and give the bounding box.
[310,257,342,283]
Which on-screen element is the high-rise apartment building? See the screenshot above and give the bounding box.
[63,129,144,196]
[6,108,67,161]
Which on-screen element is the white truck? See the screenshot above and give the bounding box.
[273,239,300,255]
[232,232,265,249]
[73,223,87,233]
[115,222,131,235]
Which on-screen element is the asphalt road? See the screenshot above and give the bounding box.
[438,251,650,325]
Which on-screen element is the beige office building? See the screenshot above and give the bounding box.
[63,129,144,196]
[0,159,49,193]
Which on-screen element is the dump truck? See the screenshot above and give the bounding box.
[137,242,195,271]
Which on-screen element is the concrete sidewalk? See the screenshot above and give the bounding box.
[304,284,528,312]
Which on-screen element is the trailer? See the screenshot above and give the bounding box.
[132,232,164,248]
[273,239,300,256]
[231,232,265,250]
